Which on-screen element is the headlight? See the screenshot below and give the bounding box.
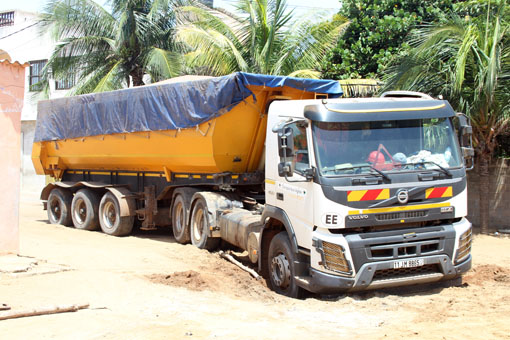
[455,227,472,264]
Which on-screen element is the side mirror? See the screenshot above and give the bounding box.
[277,126,295,177]
[455,113,473,145]
[278,162,294,177]
[303,167,315,181]
[461,125,472,136]
[277,126,294,158]
[455,113,474,171]
[461,147,475,171]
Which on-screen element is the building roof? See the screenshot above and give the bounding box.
[0,59,29,67]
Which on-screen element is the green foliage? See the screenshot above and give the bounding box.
[40,0,183,95]
[321,0,453,80]
[176,0,348,77]
[383,0,510,159]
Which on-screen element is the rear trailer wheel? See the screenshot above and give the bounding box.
[268,232,305,298]
[171,195,190,244]
[47,188,73,226]
[190,198,220,250]
[99,192,134,236]
[71,189,100,230]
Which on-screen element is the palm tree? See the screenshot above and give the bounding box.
[40,0,183,94]
[175,0,348,77]
[383,1,510,233]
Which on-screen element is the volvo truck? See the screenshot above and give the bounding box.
[32,73,473,297]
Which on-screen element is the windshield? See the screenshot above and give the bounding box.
[312,118,462,176]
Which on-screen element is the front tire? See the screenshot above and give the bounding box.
[267,232,305,298]
[171,194,190,244]
[190,198,220,250]
[98,192,134,236]
[71,189,100,230]
[47,188,73,226]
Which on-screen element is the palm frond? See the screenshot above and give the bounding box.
[287,69,320,79]
[177,25,247,75]
[93,60,124,92]
[144,47,183,80]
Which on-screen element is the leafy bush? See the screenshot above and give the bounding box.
[321,0,453,80]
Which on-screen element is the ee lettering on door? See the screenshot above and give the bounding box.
[322,213,340,227]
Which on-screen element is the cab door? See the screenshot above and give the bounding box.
[273,122,315,250]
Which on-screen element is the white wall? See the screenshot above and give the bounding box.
[1,10,70,192]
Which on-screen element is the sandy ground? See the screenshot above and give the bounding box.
[1,192,510,340]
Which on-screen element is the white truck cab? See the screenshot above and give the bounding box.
[261,95,473,297]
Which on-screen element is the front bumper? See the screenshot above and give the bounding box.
[296,254,471,294]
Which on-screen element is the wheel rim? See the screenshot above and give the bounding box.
[49,197,62,221]
[73,198,87,225]
[271,253,291,289]
[174,201,185,235]
[102,201,117,230]
[192,205,205,241]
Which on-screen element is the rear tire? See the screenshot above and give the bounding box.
[190,198,220,250]
[171,195,190,244]
[47,188,73,226]
[71,188,100,231]
[267,232,305,298]
[99,192,134,236]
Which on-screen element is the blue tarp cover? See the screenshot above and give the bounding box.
[34,72,343,142]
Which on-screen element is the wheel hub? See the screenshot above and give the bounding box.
[271,253,291,289]
[74,199,87,224]
[103,201,117,229]
[193,208,204,241]
[50,200,61,219]
[175,203,184,233]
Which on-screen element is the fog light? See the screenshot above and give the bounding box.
[455,228,472,264]
[320,241,352,275]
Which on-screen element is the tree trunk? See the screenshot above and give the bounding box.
[478,154,490,234]
[130,67,145,87]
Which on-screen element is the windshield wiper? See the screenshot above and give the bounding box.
[367,165,391,181]
[323,164,391,182]
[405,161,452,177]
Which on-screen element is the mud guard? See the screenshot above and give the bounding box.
[190,191,238,237]
[40,182,135,217]
[258,205,299,272]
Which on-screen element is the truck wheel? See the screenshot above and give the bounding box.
[171,195,190,244]
[71,189,100,231]
[268,232,305,298]
[99,192,134,236]
[47,188,73,226]
[190,198,220,250]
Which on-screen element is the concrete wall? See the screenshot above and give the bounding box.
[0,60,27,255]
[467,158,510,232]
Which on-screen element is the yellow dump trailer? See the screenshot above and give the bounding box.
[33,84,320,179]
[32,72,343,240]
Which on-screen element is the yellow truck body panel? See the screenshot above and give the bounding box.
[32,85,318,179]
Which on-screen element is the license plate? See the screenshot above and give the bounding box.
[393,259,425,269]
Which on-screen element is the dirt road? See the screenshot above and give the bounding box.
[1,193,509,339]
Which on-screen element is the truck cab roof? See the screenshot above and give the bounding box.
[303,97,455,123]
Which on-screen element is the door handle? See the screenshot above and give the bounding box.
[276,192,284,201]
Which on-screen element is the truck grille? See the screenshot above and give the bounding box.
[373,264,440,281]
[376,210,427,221]
[370,239,440,259]
[322,241,351,274]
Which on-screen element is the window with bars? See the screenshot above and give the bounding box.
[29,60,47,91]
[0,12,14,27]
[55,72,76,90]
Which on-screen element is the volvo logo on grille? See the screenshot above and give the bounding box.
[397,189,409,204]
